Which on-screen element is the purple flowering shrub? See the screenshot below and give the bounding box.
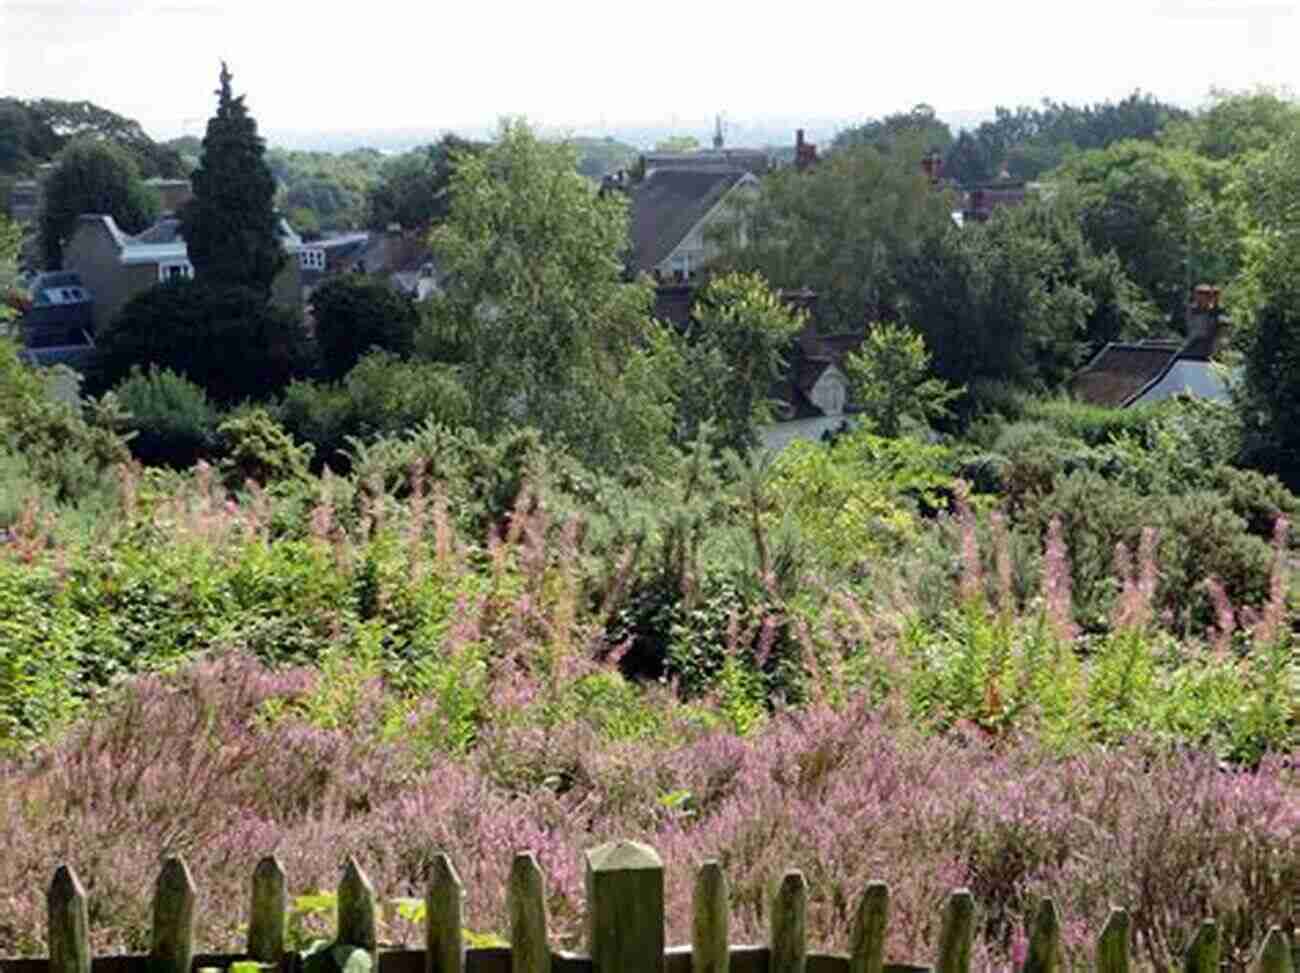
[0,462,1296,968]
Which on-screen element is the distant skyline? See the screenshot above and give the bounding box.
[3,0,1298,145]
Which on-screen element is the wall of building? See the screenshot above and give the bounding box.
[61,222,125,335]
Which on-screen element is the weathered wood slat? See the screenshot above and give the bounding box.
[692,862,729,973]
[769,871,808,973]
[1183,919,1219,973]
[150,858,197,973]
[508,853,548,973]
[248,856,287,963]
[48,866,91,973]
[849,882,889,973]
[1094,908,1129,973]
[427,854,465,973]
[933,889,974,973]
[338,857,377,953]
[585,840,664,973]
[1021,899,1061,973]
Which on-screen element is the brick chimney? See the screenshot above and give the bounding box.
[921,151,943,184]
[1184,284,1226,358]
[795,129,818,170]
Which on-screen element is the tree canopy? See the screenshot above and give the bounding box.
[425,119,676,470]
[39,138,159,268]
[180,63,284,296]
[366,135,484,232]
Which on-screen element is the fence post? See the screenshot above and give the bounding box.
[1183,920,1219,973]
[427,854,465,973]
[585,840,664,973]
[1095,908,1129,973]
[151,857,197,973]
[692,862,729,973]
[849,882,889,973]
[1022,899,1061,973]
[509,852,548,973]
[770,870,808,973]
[934,889,975,973]
[1255,928,1294,973]
[248,856,287,964]
[338,857,377,956]
[48,866,91,973]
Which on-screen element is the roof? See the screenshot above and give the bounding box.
[641,149,770,177]
[1069,342,1182,408]
[628,169,750,272]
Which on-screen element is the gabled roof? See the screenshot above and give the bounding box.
[1069,341,1182,408]
[628,168,751,272]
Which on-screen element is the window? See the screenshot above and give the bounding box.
[299,248,326,271]
[159,261,194,283]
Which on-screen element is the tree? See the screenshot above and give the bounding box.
[26,99,184,178]
[670,272,805,452]
[425,119,676,470]
[833,105,953,156]
[1055,140,1236,320]
[844,323,961,437]
[98,279,310,403]
[1163,88,1300,162]
[180,63,284,296]
[0,215,21,327]
[712,142,954,330]
[39,138,159,268]
[366,135,483,231]
[311,273,419,380]
[654,135,701,153]
[1226,132,1300,485]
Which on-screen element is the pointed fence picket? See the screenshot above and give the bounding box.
[2,846,1295,973]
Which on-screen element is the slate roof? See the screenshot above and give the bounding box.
[133,218,183,244]
[1069,341,1183,408]
[628,169,749,273]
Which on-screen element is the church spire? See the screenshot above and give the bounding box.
[713,114,724,150]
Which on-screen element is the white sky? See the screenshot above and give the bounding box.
[3,0,1298,141]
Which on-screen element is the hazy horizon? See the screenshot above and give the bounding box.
[4,0,1297,151]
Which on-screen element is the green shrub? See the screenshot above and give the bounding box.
[114,366,219,468]
[311,274,419,380]
[218,408,313,486]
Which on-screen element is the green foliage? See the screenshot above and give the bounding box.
[0,214,20,325]
[39,138,160,268]
[898,192,1156,407]
[714,142,953,330]
[833,104,953,156]
[1055,141,1238,319]
[218,408,312,486]
[571,137,637,180]
[845,322,961,437]
[669,272,805,452]
[426,119,676,471]
[943,91,1189,185]
[311,274,419,380]
[268,146,383,234]
[113,366,219,468]
[279,353,471,469]
[366,135,483,232]
[1162,87,1300,162]
[180,64,285,296]
[99,278,311,403]
[0,337,131,503]
[654,135,702,153]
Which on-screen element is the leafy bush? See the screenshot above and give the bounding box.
[311,274,420,380]
[114,366,219,468]
[218,408,313,486]
[98,279,312,403]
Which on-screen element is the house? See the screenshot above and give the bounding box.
[1069,285,1233,408]
[761,318,863,449]
[627,168,758,280]
[62,213,305,331]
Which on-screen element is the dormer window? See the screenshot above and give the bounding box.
[159,261,194,283]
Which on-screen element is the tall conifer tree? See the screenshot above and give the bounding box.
[180,63,284,296]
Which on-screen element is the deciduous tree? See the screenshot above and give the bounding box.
[39,138,159,268]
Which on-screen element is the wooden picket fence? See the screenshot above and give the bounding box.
[1,840,1295,973]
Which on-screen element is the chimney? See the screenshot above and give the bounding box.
[1184,284,1226,358]
[921,152,942,183]
[795,129,818,170]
